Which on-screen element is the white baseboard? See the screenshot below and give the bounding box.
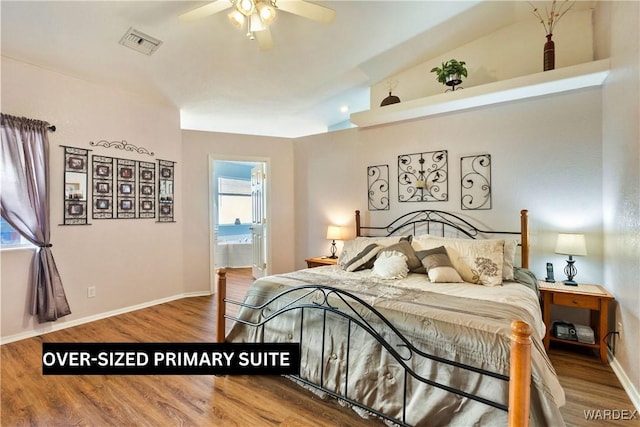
[0,291,212,345]
[608,349,640,412]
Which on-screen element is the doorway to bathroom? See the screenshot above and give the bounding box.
[211,158,268,282]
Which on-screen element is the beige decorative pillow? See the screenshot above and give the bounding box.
[412,236,504,286]
[420,246,464,283]
[412,235,517,280]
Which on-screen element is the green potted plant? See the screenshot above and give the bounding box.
[430,59,468,89]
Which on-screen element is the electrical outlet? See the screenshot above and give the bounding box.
[87,286,96,298]
[617,321,623,339]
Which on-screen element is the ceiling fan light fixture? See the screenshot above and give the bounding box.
[256,1,276,25]
[228,10,246,29]
[236,0,255,16]
[249,13,267,33]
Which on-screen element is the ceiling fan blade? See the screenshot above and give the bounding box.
[179,1,232,22]
[254,28,273,51]
[276,0,336,24]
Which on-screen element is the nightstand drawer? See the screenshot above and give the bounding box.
[552,293,600,310]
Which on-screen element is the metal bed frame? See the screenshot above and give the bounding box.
[215,209,532,426]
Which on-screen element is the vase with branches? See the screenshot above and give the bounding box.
[529,0,575,71]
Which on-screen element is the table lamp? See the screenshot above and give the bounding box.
[554,233,587,285]
[326,226,345,259]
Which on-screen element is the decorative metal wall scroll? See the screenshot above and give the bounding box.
[89,140,154,156]
[116,158,136,219]
[62,146,90,225]
[398,150,448,202]
[92,156,114,219]
[138,161,156,218]
[367,165,390,211]
[158,159,175,222]
[461,154,492,210]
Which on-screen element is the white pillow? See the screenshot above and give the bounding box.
[372,251,409,280]
[412,236,504,286]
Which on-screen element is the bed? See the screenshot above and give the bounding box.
[215,209,565,426]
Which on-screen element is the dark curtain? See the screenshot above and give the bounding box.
[1,113,71,322]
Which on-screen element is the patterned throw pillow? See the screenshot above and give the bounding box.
[342,243,381,272]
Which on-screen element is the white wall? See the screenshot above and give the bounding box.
[597,0,640,406]
[1,57,183,341]
[180,130,296,293]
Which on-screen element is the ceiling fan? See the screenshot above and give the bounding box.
[179,0,336,51]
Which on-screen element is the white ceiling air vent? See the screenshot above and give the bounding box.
[119,27,163,56]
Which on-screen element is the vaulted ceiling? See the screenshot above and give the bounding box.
[2,1,539,137]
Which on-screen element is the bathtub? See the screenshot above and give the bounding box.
[216,235,252,268]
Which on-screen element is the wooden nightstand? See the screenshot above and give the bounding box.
[305,257,338,268]
[538,281,614,364]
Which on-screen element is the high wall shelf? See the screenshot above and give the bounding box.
[350,59,610,128]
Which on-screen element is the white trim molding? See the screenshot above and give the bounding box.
[0,291,212,345]
[609,349,640,412]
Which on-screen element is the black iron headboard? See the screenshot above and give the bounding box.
[354,209,529,268]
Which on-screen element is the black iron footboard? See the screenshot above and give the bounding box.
[224,284,512,427]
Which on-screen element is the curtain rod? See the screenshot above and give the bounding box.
[48,125,56,132]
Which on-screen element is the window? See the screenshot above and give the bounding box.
[217,177,251,225]
[0,217,31,247]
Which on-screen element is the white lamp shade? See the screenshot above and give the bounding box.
[555,233,587,256]
[256,1,276,25]
[326,225,346,240]
[228,10,246,29]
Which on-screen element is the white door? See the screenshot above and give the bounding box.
[251,164,267,278]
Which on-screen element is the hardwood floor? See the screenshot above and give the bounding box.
[1,268,637,426]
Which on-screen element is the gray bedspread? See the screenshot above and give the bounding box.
[226,267,565,426]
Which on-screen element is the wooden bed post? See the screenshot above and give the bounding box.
[508,320,532,427]
[215,268,227,343]
[355,210,361,237]
[520,209,529,269]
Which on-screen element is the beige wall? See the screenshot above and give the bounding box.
[370,8,594,108]
[1,57,183,341]
[295,89,604,279]
[598,0,640,407]
[180,130,296,294]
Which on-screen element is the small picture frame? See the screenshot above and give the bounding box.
[120,183,133,194]
[67,203,84,216]
[67,157,84,170]
[96,182,110,194]
[96,199,110,210]
[141,185,153,195]
[141,200,153,211]
[160,205,172,215]
[120,199,133,210]
[96,165,110,177]
[120,167,133,179]
[141,169,153,181]
[161,167,172,179]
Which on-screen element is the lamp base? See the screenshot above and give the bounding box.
[562,280,578,286]
[327,255,338,259]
